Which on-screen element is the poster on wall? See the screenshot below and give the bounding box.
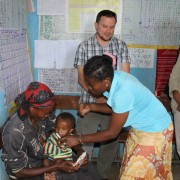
[122,0,180,46]
[68,0,121,34]
[0,29,33,105]
[155,49,179,96]
[0,0,26,28]
[38,68,81,93]
[35,40,81,69]
[129,48,155,68]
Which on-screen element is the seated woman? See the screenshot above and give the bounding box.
[1,82,100,180]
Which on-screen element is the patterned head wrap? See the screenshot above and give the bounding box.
[15,82,55,120]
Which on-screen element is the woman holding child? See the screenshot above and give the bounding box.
[61,54,174,180]
[1,82,100,180]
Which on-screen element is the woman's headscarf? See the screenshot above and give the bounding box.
[15,82,55,120]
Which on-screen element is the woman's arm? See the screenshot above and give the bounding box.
[83,112,129,143]
[15,161,80,178]
[15,165,58,178]
[82,111,128,142]
[61,111,129,147]
[121,63,130,73]
[78,103,112,116]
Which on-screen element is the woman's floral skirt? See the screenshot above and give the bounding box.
[119,122,174,180]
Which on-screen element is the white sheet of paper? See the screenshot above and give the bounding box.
[35,40,81,69]
[129,48,155,68]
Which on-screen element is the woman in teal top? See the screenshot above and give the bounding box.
[104,70,171,132]
[62,54,173,180]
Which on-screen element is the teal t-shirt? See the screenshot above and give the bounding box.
[103,71,171,132]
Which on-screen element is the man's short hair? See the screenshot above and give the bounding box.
[96,10,117,23]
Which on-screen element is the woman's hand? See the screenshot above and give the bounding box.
[77,151,89,166]
[44,172,56,180]
[56,160,80,173]
[81,152,89,166]
[78,103,91,116]
[61,135,80,148]
[44,173,53,180]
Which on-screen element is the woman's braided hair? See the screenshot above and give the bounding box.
[84,55,114,82]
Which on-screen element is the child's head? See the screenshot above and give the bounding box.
[55,112,75,138]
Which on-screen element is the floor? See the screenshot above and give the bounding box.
[94,160,180,180]
[172,163,180,180]
[92,143,180,179]
[107,162,180,180]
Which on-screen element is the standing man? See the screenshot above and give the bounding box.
[169,52,180,156]
[74,9,130,179]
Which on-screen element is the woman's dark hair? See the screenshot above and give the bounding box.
[56,112,75,129]
[96,10,117,23]
[84,55,114,82]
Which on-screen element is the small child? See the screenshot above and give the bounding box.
[43,112,87,180]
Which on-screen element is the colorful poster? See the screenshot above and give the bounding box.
[68,0,121,33]
[155,49,179,96]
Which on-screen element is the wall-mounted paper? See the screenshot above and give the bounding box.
[0,0,26,28]
[129,48,155,68]
[39,68,81,93]
[35,40,81,69]
[122,0,180,46]
[0,29,33,105]
[68,0,121,34]
[37,0,67,15]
